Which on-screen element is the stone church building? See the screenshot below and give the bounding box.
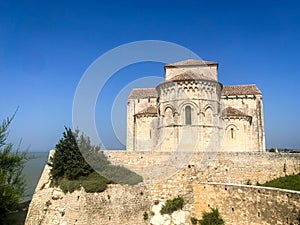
[127,59,265,152]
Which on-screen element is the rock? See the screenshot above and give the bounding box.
[172,210,188,225]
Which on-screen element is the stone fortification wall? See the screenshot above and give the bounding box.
[26,151,300,225]
[104,151,300,185]
[193,183,300,225]
[25,152,151,225]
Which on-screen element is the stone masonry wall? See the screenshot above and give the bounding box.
[105,151,300,185]
[26,151,300,225]
[25,151,151,225]
[193,183,300,225]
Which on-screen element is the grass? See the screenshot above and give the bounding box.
[51,149,143,193]
[100,165,143,185]
[259,173,300,191]
[82,150,143,185]
[52,171,111,193]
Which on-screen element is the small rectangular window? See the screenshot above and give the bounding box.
[185,106,192,125]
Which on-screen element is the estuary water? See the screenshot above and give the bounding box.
[22,151,49,202]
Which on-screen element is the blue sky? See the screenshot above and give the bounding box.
[1,0,300,151]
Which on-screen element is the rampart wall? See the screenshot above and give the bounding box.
[193,183,300,225]
[104,151,300,185]
[25,155,151,225]
[25,151,300,225]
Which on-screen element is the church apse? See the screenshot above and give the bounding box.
[127,59,265,152]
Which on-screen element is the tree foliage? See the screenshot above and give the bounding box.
[50,128,143,193]
[198,207,225,225]
[50,127,94,181]
[77,130,143,185]
[49,128,113,193]
[0,115,27,218]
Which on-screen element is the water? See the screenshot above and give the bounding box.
[22,152,49,202]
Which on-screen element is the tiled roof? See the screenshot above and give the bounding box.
[156,72,221,88]
[165,59,218,67]
[222,84,261,96]
[128,88,158,99]
[135,106,157,117]
[222,107,250,117]
[170,72,214,82]
[222,107,252,122]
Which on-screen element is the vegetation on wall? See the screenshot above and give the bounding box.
[143,212,149,220]
[191,207,225,225]
[49,128,142,193]
[259,173,300,191]
[50,128,94,180]
[268,147,300,153]
[76,130,143,185]
[190,216,199,224]
[0,114,28,223]
[160,196,184,214]
[49,127,111,193]
[268,148,276,152]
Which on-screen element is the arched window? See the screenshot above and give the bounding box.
[230,128,234,139]
[230,127,236,139]
[205,107,213,124]
[165,107,173,125]
[185,106,192,125]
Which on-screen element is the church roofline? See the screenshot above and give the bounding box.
[222,106,252,122]
[222,84,262,96]
[134,106,158,117]
[156,73,223,89]
[164,59,218,70]
[128,88,158,99]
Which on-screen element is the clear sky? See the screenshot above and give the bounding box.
[1,0,300,151]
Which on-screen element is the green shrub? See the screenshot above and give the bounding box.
[161,196,184,214]
[50,128,142,194]
[190,216,199,224]
[77,131,143,185]
[143,212,148,220]
[81,172,110,193]
[268,148,276,152]
[199,207,224,225]
[53,172,110,193]
[246,179,252,185]
[101,165,142,185]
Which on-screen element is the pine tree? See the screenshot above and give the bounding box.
[0,115,27,218]
[50,127,94,181]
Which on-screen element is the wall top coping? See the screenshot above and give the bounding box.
[196,182,300,195]
[102,150,300,157]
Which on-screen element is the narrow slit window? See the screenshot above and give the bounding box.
[230,128,235,139]
[185,106,192,125]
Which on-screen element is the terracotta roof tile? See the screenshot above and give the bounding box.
[128,88,158,99]
[222,107,249,117]
[165,59,218,67]
[170,72,214,82]
[222,84,261,96]
[135,106,157,117]
[156,72,221,88]
[222,107,252,122]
